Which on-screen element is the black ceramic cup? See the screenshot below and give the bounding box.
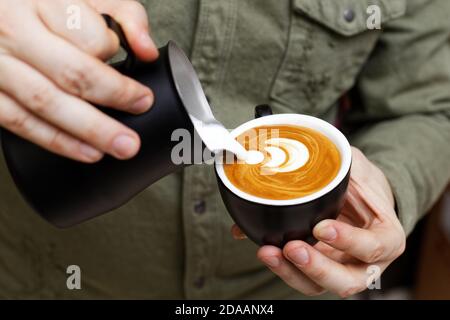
[215,108,352,248]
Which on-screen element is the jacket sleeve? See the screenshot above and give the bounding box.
[347,0,450,235]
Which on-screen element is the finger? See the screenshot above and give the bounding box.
[313,219,405,264]
[231,224,247,240]
[0,55,140,160]
[88,0,158,61]
[313,241,357,264]
[257,246,325,296]
[0,91,103,163]
[283,241,367,298]
[36,0,120,60]
[10,17,153,114]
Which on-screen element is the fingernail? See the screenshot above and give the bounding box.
[316,225,338,241]
[262,256,280,268]
[79,143,102,161]
[112,134,139,159]
[131,95,153,113]
[288,247,309,266]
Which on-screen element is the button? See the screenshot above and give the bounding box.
[343,9,355,22]
[193,276,205,289]
[194,200,206,214]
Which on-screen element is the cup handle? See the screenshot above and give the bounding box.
[102,14,136,69]
[254,104,273,119]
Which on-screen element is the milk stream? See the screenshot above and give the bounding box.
[190,116,309,169]
[190,116,252,162]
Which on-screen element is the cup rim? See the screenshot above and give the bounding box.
[214,114,352,206]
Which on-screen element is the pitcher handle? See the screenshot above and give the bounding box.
[254,104,273,118]
[102,14,136,69]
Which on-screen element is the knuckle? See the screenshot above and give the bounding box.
[366,242,384,263]
[278,268,296,283]
[3,111,30,132]
[84,36,110,58]
[83,123,102,144]
[395,236,406,258]
[112,77,137,105]
[84,32,117,59]
[47,130,63,150]
[309,267,328,282]
[339,234,354,253]
[388,226,406,259]
[47,131,77,156]
[28,83,54,114]
[58,63,93,97]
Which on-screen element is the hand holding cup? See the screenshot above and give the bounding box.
[233,147,406,298]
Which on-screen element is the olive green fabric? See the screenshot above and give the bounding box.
[0,0,449,299]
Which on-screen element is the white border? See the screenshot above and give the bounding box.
[214,114,352,206]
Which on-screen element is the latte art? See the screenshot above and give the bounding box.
[224,125,341,200]
[261,138,309,173]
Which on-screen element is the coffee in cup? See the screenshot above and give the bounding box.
[223,125,341,200]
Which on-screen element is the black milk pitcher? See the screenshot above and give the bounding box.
[0,17,211,227]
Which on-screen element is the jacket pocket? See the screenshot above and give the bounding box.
[269,0,406,116]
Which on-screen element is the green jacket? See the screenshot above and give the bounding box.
[0,0,449,299]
